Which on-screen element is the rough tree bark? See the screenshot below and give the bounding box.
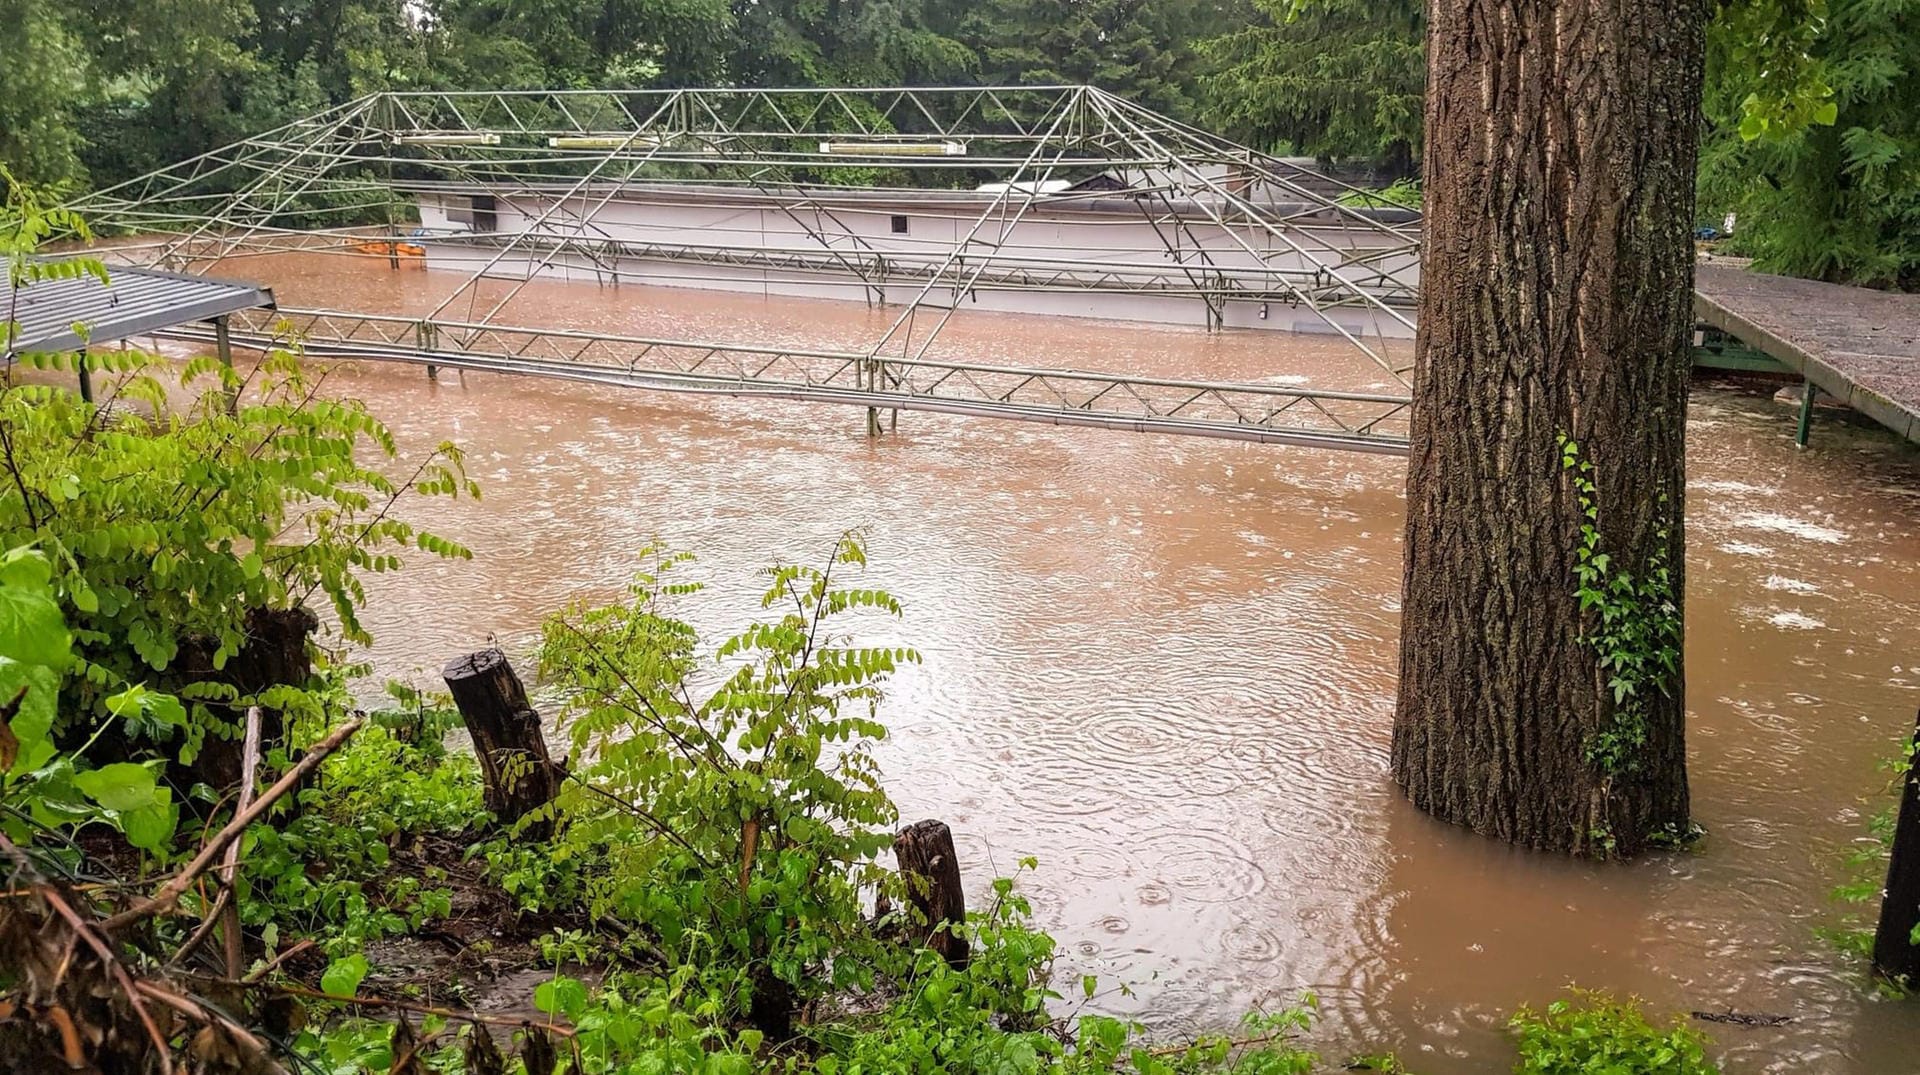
[893,819,969,968]
[441,649,562,837]
[1873,709,1920,980]
[1393,0,1704,855]
[173,606,319,793]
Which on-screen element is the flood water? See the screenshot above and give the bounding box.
[206,253,1920,1071]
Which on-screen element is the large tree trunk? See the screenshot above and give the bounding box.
[1392,0,1703,855]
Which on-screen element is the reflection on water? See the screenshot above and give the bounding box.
[216,255,1919,1071]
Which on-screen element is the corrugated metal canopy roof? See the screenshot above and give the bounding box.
[4,262,275,356]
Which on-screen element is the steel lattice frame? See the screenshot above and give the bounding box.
[70,85,1422,451]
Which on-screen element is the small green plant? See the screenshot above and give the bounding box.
[1558,435,1681,779]
[1511,990,1717,1074]
[536,534,914,1030]
[0,543,182,854]
[1826,732,1916,992]
[1339,178,1422,210]
[238,716,479,953]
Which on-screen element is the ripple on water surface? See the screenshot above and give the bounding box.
[214,259,1920,1074]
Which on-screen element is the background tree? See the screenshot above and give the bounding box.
[1698,0,1919,288]
[0,0,95,189]
[1392,0,1703,856]
[947,0,1238,118]
[1201,0,1424,173]
[730,0,974,87]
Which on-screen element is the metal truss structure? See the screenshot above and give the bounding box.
[72,86,1421,453]
[164,307,1411,453]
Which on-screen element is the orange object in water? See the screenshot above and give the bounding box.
[350,239,427,260]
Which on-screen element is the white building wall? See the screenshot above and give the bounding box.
[410,189,1419,339]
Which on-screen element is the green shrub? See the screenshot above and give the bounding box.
[239,711,481,952]
[1510,991,1717,1075]
[1824,733,1917,993]
[4,186,477,773]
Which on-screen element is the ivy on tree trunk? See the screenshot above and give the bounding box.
[1392,0,1704,856]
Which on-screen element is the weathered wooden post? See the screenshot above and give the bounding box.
[214,315,237,415]
[893,819,968,968]
[1873,708,1920,980]
[442,649,562,837]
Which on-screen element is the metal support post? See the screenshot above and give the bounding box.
[418,319,440,381]
[1796,380,1820,447]
[214,315,237,414]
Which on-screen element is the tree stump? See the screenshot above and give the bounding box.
[1874,708,1920,980]
[171,605,320,794]
[894,819,968,968]
[442,649,562,837]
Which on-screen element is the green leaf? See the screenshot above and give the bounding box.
[0,659,58,776]
[534,975,588,1018]
[74,762,160,812]
[0,573,71,669]
[320,953,370,998]
[121,801,176,852]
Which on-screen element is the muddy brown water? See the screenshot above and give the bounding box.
[184,253,1920,1071]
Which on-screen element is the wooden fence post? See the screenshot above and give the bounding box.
[1873,708,1920,981]
[442,649,562,838]
[894,819,968,968]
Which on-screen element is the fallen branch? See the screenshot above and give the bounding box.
[133,980,285,1073]
[242,937,315,983]
[188,976,577,1036]
[169,887,232,967]
[1689,1009,1793,1028]
[105,717,363,930]
[173,708,264,970]
[222,705,266,975]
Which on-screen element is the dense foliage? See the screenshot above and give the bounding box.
[3,188,474,777]
[1200,0,1914,287]
[0,0,1231,196]
[1201,0,1423,173]
[1698,0,1919,287]
[1510,992,1719,1075]
[941,0,1239,120]
[0,200,483,1070]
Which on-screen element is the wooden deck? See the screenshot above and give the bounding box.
[1694,262,1920,445]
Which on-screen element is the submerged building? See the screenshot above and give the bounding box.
[404,171,1419,339]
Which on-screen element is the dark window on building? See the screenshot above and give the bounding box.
[442,194,498,233]
[890,215,909,234]
[471,194,498,234]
